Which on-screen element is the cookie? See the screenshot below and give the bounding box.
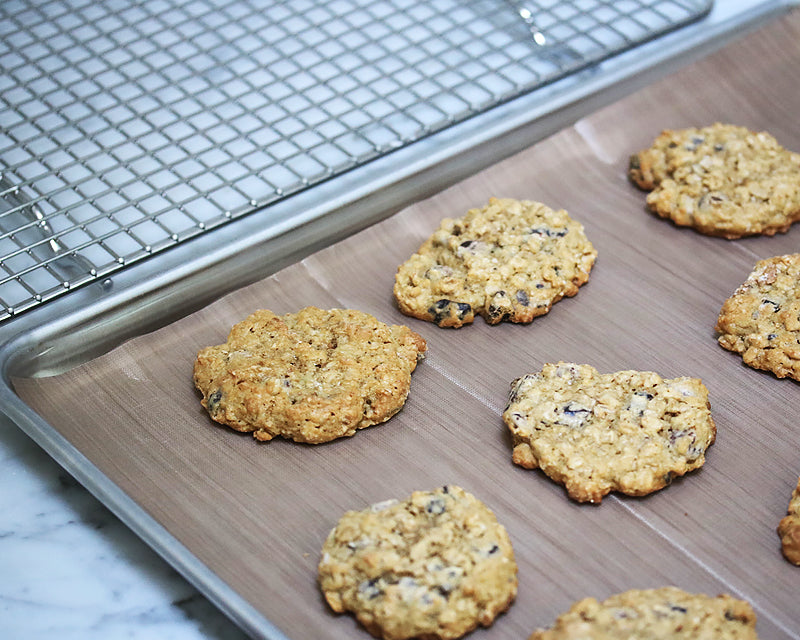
[529,586,758,639]
[716,254,800,381]
[629,123,800,238]
[393,197,596,328]
[318,485,517,640]
[503,363,716,503]
[193,307,426,444]
[778,476,800,565]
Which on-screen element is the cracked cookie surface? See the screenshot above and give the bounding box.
[778,476,800,565]
[529,587,758,639]
[629,123,800,238]
[393,197,596,328]
[503,363,716,503]
[716,254,800,381]
[318,485,517,640]
[193,307,426,444]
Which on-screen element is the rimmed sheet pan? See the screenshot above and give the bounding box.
[12,11,800,639]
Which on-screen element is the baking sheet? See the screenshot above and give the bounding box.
[13,10,800,639]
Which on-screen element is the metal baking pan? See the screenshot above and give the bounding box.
[2,1,800,639]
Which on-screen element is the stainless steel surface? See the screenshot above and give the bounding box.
[2,1,799,639]
[0,0,713,321]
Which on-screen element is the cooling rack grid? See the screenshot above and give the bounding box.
[0,0,711,321]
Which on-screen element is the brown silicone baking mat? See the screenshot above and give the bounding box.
[13,10,800,639]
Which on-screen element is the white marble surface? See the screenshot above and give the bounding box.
[0,414,250,640]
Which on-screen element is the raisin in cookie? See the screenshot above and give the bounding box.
[318,485,517,640]
[778,476,800,565]
[193,307,426,444]
[393,197,596,328]
[529,587,758,639]
[629,123,800,238]
[503,363,716,503]
[716,254,800,381]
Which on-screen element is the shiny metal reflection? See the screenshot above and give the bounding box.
[508,1,548,45]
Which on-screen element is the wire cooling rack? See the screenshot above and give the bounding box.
[0,0,711,321]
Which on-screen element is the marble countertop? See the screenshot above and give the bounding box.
[0,414,250,640]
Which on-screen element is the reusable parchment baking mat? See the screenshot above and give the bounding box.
[13,10,800,639]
